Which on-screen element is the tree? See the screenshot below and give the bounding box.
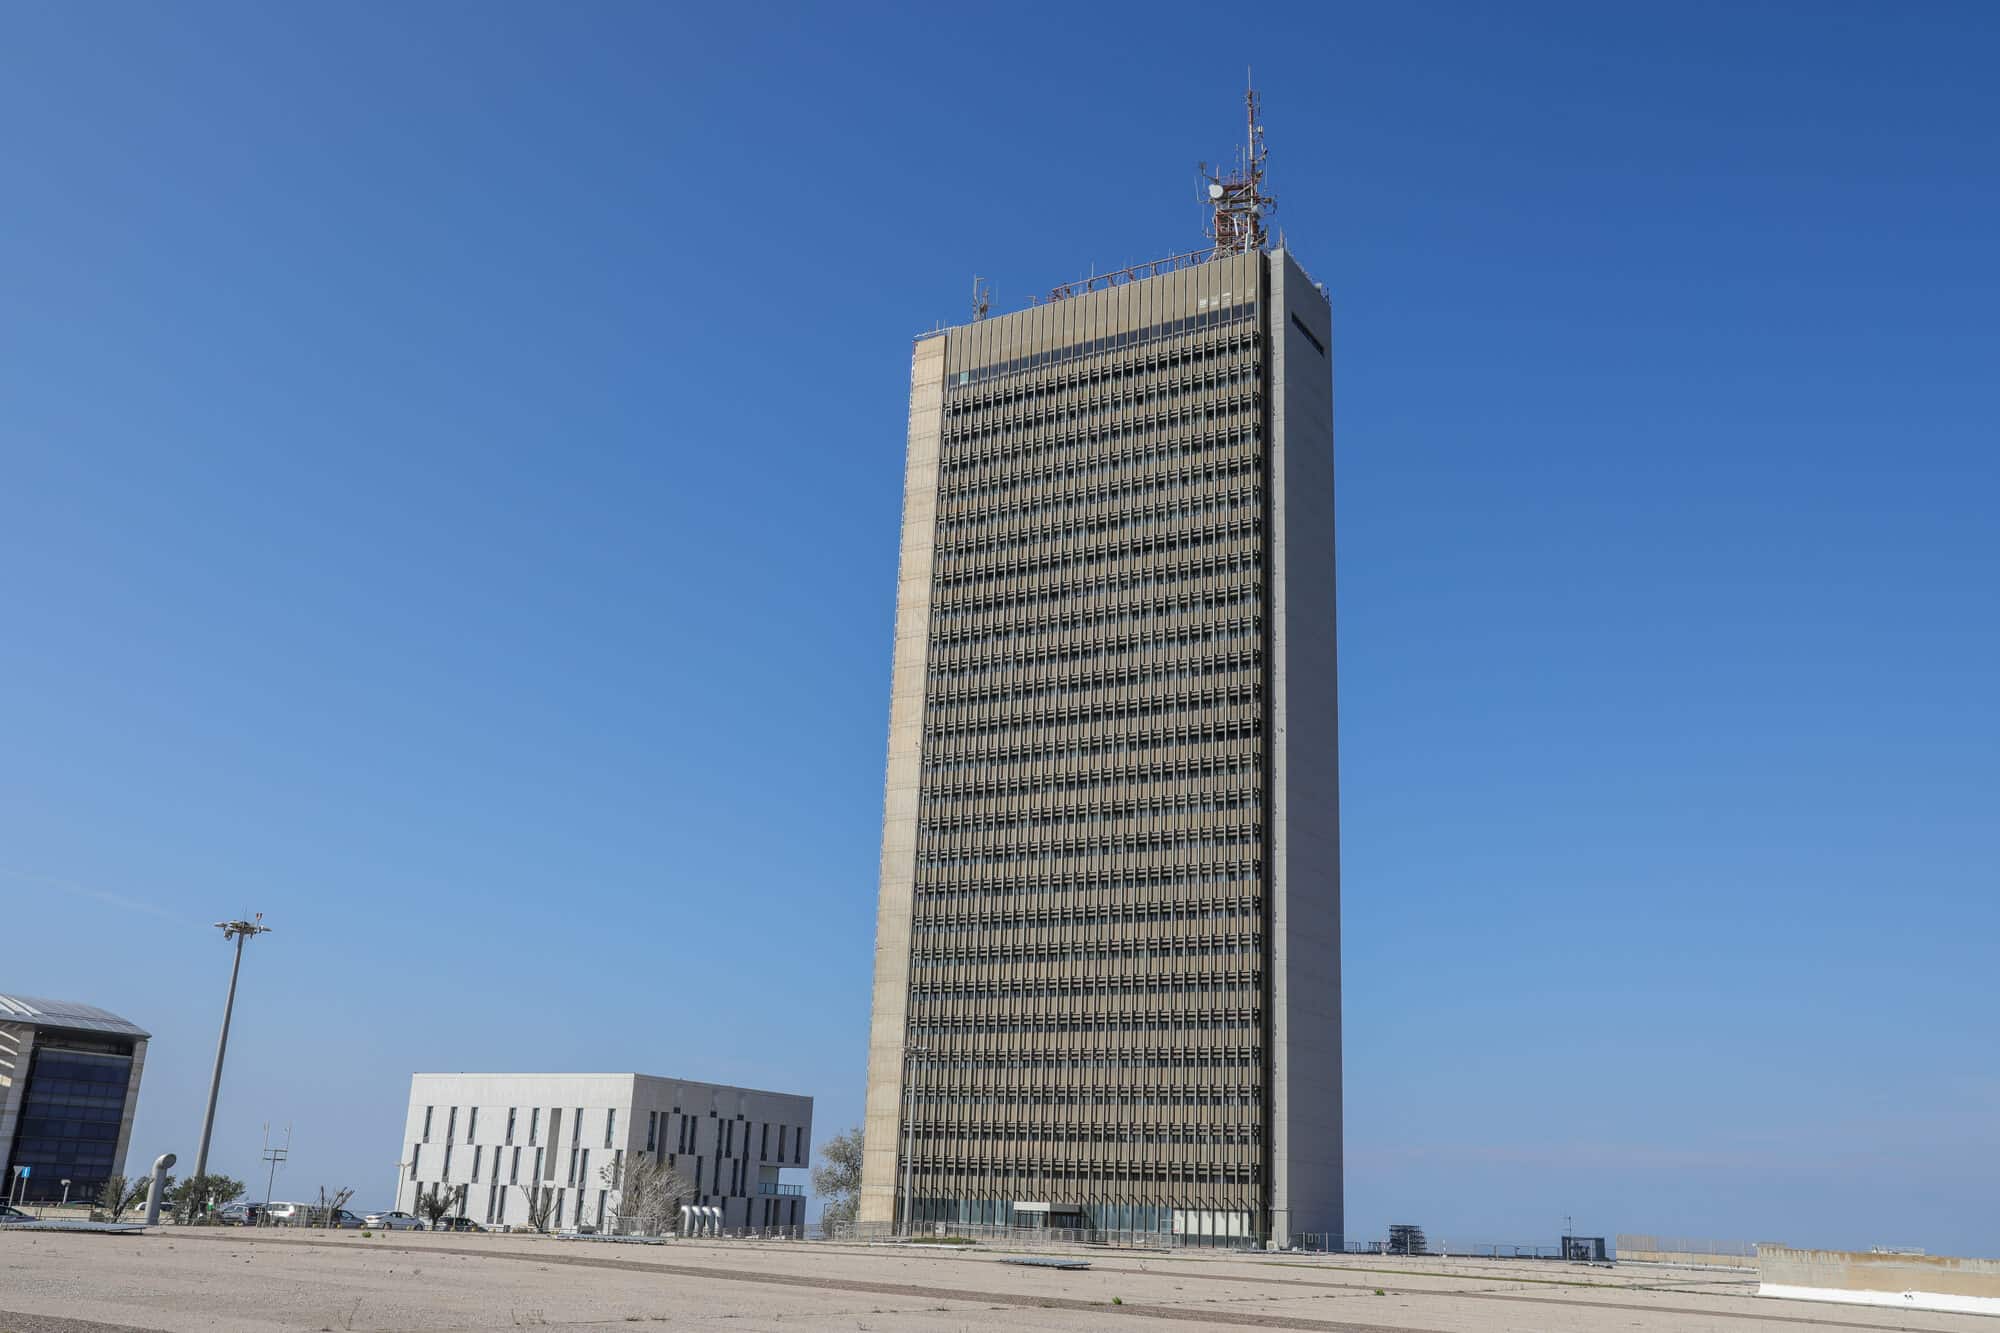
[811,1126,862,1235]
[600,1153,695,1236]
[416,1184,457,1230]
[169,1173,244,1224]
[515,1181,557,1234]
[94,1175,152,1221]
[315,1186,355,1229]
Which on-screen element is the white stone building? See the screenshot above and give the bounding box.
[396,1073,811,1234]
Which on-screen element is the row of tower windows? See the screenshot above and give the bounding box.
[928,580,1256,644]
[924,754,1260,805]
[911,913,1261,941]
[915,825,1261,869]
[923,709,1256,756]
[944,387,1259,468]
[922,684,1260,743]
[912,899,1260,936]
[920,788,1261,833]
[933,489,1261,563]
[930,551,1260,622]
[912,972,1256,1000]
[919,859,1260,894]
[906,1167,1261,1195]
[930,625,1263,689]
[912,1015,1268,1042]
[917,791,1260,839]
[937,426,1256,502]
[912,873,1261,911]
[933,516,1261,590]
[911,1038,1265,1062]
[942,316,1258,402]
[900,1052,1263,1075]
[925,648,1262,712]
[928,584,1260,654]
[922,718,1260,774]
[935,454,1261,538]
[934,645,1262,692]
[945,344,1259,417]
[912,928,1256,960]
[943,369,1261,451]
[928,632,1256,696]
[940,399,1261,475]
[908,1013,1260,1038]
[930,625,1259,678]
[909,1125,1262,1149]
[900,1088,1261,1109]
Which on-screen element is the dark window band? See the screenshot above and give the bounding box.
[1290,312,1325,356]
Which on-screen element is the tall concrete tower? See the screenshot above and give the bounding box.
[859,122,1340,1246]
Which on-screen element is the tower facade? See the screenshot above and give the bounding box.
[860,244,1340,1248]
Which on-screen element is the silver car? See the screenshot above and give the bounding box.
[363,1210,424,1231]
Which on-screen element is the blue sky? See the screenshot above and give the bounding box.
[3,1,1995,1251]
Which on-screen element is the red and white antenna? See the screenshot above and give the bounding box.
[1199,75,1275,258]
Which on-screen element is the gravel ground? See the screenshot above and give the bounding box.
[1,1228,1989,1333]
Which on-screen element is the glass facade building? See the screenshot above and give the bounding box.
[0,994,149,1206]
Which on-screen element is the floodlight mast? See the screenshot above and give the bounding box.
[193,915,272,1182]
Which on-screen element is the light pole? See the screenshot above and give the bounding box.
[194,915,272,1183]
[899,1044,926,1237]
[60,1179,71,1208]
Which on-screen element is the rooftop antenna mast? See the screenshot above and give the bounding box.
[971,275,991,322]
[1198,73,1276,259]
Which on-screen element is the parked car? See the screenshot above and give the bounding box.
[327,1208,365,1229]
[215,1202,262,1227]
[432,1216,483,1232]
[261,1201,308,1225]
[0,1205,32,1222]
[363,1210,424,1231]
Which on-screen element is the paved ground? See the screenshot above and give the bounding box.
[1,1227,1991,1332]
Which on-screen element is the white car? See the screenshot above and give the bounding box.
[364,1210,424,1231]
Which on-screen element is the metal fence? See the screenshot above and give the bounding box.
[1285,1236,1565,1259]
[1616,1235,1755,1259]
[1428,1241,1566,1259]
[822,1227,1576,1258]
[825,1220,1258,1251]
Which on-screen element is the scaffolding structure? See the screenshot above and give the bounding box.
[1388,1222,1430,1256]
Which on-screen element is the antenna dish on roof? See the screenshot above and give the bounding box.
[1197,84,1276,258]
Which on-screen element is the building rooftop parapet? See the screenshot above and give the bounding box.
[0,993,150,1040]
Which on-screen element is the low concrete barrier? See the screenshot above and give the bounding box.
[1758,1245,2000,1317]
